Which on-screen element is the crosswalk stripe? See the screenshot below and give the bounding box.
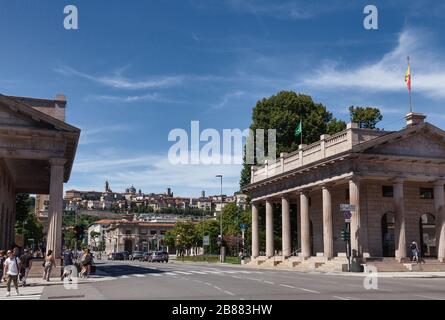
[134,274,146,277]
[175,271,192,275]
[164,272,178,276]
[189,271,207,274]
[149,274,162,277]
[0,295,41,300]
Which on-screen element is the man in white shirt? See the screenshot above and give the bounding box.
[2,250,20,297]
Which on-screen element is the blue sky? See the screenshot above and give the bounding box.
[1,0,445,197]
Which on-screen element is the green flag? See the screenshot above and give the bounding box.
[295,120,302,137]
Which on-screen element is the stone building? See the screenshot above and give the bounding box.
[243,113,445,271]
[0,94,80,257]
[104,220,175,254]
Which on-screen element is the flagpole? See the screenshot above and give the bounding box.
[300,119,303,146]
[408,56,412,113]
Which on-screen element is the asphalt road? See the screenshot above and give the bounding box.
[26,259,445,300]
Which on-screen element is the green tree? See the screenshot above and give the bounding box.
[349,106,383,129]
[240,91,346,189]
[326,118,347,135]
[195,219,219,254]
[169,221,198,256]
[15,194,34,228]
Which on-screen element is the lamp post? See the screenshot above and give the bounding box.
[216,174,224,263]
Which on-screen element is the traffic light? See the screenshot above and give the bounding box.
[340,228,350,242]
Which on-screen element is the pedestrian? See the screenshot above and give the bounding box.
[61,247,74,281]
[80,248,92,278]
[42,250,56,281]
[0,250,6,284]
[2,250,20,297]
[19,249,33,287]
[409,240,420,263]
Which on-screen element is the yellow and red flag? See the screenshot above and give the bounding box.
[405,61,411,92]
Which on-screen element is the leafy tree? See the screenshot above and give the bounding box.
[327,118,347,135]
[195,219,219,254]
[240,91,346,189]
[170,221,198,256]
[349,106,383,129]
[15,194,34,227]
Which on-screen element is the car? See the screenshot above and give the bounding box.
[130,251,143,261]
[143,252,152,262]
[151,251,168,263]
[122,251,130,260]
[108,252,124,261]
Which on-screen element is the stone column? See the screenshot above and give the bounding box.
[46,158,65,259]
[300,192,311,258]
[393,179,406,260]
[265,200,274,258]
[281,196,291,257]
[349,178,361,257]
[434,181,445,262]
[251,202,259,258]
[322,186,334,259]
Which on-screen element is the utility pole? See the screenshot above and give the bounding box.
[216,175,224,263]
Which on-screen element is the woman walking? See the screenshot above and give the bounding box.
[42,250,56,281]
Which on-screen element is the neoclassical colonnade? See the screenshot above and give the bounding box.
[251,176,445,262]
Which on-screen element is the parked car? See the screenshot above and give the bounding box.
[108,252,125,261]
[151,251,169,263]
[130,251,143,261]
[143,252,152,262]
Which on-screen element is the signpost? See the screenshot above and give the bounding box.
[340,204,355,272]
[240,224,247,260]
[203,235,210,246]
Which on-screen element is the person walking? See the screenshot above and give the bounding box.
[42,250,56,281]
[61,247,74,281]
[80,248,92,278]
[2,250,20,297]
[409,240,420,263]
[19,249,33,287]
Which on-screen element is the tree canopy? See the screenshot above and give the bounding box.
[349,106,383,129]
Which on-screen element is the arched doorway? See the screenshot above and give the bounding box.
[124,239,133,254]
[419,213,436,257]
[381,212,395,257]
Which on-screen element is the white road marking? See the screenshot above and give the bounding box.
[264,281,274,285]
[296,287,320,294]
[175,271,192,275]
[119,275,129,279]
[149,274,161,277]
[164,272,178,276]
[232,276,242,279]
[280,284,296,289]
[224,290,235,296]
[333,296,351,300]
[414,295,445,300]
[134,274,146,277]
[190,271,207,274]
[213,286,221,290]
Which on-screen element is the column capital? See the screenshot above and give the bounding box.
[349,175,361,184]
[392,177,406,184]
[433,179,445,187]
[49,158,66,166]
[299,189,310,196]
[281,194,290,200]
[320,183,333,191]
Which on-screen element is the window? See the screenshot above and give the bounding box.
[345,189,350,201]
[150,230,157,235]
[125,229,132,235]
[140,228,147,235]
[420,188,434,199]
[382,186,394,197]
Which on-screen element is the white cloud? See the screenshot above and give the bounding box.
[54,66,184,90]
[303,28,445,98]
[79,125,130,145]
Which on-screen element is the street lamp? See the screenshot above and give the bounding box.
[216,174,224,263]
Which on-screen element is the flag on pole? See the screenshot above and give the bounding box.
[405,59,411,92]
[295,120,302,137]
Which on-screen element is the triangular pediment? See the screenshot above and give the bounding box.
[0,102,55,130]
[361,126,445,158]
[0,94,79,132]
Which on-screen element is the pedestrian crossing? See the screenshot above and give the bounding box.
[115,268,263,280]
[0,286,44,300]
